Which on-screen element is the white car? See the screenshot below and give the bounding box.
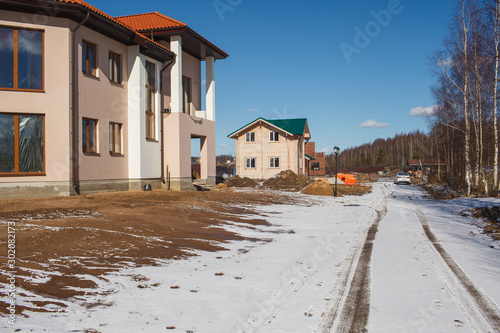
[394,172,411,185]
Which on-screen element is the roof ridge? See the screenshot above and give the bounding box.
[228,117,308,138]
[151,11,187,26]
[115,11,187,28]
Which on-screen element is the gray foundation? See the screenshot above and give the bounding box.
[0,181,72,198]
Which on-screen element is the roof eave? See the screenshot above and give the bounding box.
[228,118,296,138]
[141,26,228,60]
[0,0,174,61]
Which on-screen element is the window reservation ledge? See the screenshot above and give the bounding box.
[0,88,45,93]
[82,73,100,80]
[0,173,46,177]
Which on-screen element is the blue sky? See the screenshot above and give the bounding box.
[92,0,455,156]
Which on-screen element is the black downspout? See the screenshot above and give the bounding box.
[160,59,174,184]
[71,12,90,195]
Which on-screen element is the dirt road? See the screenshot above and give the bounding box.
[316,183,500,333]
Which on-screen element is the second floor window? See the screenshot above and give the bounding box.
[311,162,320,171]
[182,76,191,115]
[269,131,279,142]
[109,52,121,83]
[0,27,44,91]
[146,61,156,140]
[245,132,255,142]
[82,40,97,76]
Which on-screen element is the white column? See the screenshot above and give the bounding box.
[170,35,183,113]
[127,45,142,179]
[206,56,215,121]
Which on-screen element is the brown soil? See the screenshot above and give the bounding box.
[214,183,232,191]
[462,206,500,241]
[224,175,258,187]
[302,180,338,196]
[261,170,312,191]
[0,189,302,316]
[338,184,372,196]
[421,184,464,199]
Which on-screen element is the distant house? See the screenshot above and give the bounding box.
[407,159,447,171]
[305,142,326,176]
[228,118,310,179]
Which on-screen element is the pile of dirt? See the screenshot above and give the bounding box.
[302,180,338,196]
[224,175,257,187]
[422,184,464,199]
[462,206,500,240]
[214,183,232,191]
[261,170,312,191]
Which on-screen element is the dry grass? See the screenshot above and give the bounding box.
[337,184,372,196]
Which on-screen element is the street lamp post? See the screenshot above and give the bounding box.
[334,146,340,197]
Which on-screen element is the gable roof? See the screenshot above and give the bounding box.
[117,11,187,31]
[228,117,309,138]
[116,11,228,60]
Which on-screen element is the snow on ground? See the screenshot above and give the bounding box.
[3,183,500,332]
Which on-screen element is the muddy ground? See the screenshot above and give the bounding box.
[0,189,307,316]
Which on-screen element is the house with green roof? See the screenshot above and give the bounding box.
[228,118,311,179]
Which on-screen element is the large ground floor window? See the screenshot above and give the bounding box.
[0,113,44,175]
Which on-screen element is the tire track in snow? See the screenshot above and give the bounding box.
[412,202,500,332]
[315,185,388,333]
[397,185,500,332]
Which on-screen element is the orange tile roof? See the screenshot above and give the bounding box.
[50,0,173,56]
[116,12,187,31]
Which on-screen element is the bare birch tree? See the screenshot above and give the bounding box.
[485,0,500,195]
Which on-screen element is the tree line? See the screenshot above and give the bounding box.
[327,0,499,197]
[430,0,499,196]
[325,131,429,170]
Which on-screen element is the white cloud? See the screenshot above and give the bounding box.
[219,143,228,148]
[358,119,389,128]
[247,108,259,112]
[437,57,453,67]
[320,147,330,153]
[409,105,437,117]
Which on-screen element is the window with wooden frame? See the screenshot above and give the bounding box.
[109,122,122,155]
[311,162,320,171]
[245,157,255,169]
[0,26,44,91]
[108,51,121,83]
[0,113,45,175]
[145,61,156,140]
[82,118,98,153]
[82,40,97,76]
[245,132,255,143]
[269,157,280,168]
[182,76,191,115]
[269,131,279,142]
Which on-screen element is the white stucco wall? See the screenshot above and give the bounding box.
[127,46,162,180]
